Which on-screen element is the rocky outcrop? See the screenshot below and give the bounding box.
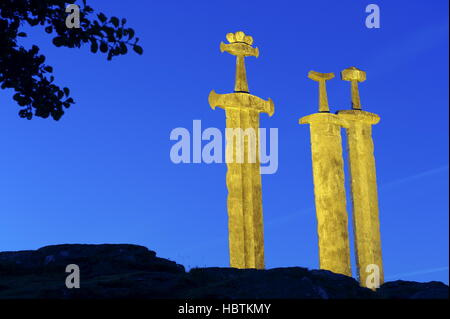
[0,244,447,299]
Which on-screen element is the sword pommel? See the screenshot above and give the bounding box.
[220,31,259,58]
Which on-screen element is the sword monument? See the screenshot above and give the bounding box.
[208,31,274,269]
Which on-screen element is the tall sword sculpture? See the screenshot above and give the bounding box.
[337,67,384,287]
[208,31,274,269]
[299,71,352,277]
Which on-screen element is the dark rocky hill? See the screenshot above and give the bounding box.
[0,244,447,299]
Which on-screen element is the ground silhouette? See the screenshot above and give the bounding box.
[0,244,447,299]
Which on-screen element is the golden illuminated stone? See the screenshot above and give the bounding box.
[209,31,274,269]
[299,72,352,277]
[338,68,384,288]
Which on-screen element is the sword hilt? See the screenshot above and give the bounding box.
[308,71,335,112]
[341,67,366,110]
[220,31,259,93]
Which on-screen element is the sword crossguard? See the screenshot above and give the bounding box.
[341,67,366,110]
[209,90,274,117]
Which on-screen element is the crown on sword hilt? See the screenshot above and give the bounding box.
[226,31,254,45]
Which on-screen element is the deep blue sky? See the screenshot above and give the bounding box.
[0,0,448,284]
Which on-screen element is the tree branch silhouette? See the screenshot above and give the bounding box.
[0,0,143,120]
